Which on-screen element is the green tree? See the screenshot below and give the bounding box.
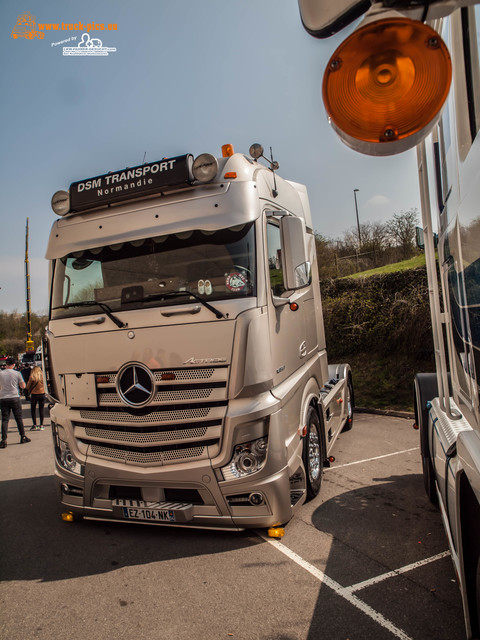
[0,311,48,357]
[315,233,337,279]
[387,209,419,259]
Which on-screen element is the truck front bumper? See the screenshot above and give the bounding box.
[54,458,295,531]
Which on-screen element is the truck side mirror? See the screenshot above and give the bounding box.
[416,226,438,250]
[416,226,425,249]
[281,216,312,290]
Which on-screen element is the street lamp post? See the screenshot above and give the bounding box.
[353,188,362,247]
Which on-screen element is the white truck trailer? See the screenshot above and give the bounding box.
[44,143,353,533]
[297,0,480,636]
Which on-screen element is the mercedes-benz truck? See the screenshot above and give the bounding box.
[44,143,353,532]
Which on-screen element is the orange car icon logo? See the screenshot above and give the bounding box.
[11,12,45,40]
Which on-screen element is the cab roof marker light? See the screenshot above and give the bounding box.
[322,16,452,156]
[222,143,235,157]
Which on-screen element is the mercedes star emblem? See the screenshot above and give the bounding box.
[116,363,156,407]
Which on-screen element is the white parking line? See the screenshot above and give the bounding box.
[345,551,451,593]
[258,532,413,640]
[326,447,419,470]
[257,444,445,637]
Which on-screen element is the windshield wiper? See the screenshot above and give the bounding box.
[52,301,127,328]
[140,290,225,319]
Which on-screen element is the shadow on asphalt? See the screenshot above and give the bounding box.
[0,474,259,582]
[304,472,465,640]
[312,472,443,574]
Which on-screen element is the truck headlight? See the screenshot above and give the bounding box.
[221,437,268,480]
[58,440,84,476]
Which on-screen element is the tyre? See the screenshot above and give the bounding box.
[414,373,438,505]
[342,377,354,432]
[461,476,480,638]
[302,407,324,501]
[475,555,480,637]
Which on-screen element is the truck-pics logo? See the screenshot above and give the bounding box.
[11,12,44,40]
[11,13,118,54]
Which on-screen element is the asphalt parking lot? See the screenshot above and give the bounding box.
[0,406,466,640]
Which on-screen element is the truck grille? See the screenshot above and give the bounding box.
[90,444,208,465]
[84,425,209,443]
[79,406,214,423]
[98,387,217,404]
[73,366,228,466]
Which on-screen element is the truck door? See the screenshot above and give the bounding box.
[265,216,309,387]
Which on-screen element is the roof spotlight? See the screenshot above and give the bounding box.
[51,190,71,216]
[249,143,264,159]
[192,153,218,183]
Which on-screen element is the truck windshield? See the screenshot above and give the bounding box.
[50,223,256,319]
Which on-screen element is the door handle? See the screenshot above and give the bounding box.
[161,305,201,317]
[73,316,106,326]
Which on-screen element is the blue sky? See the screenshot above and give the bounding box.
[0,0,420,313]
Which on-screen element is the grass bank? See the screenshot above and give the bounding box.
[321,265,435,412]
[345,254,426,279]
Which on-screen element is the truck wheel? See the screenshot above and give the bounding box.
[461,476,480,637]
[303,407,324,501]
[342,378,354,432]
[414,374,438,505]
[420,443,437,505]
[475,555,480,637]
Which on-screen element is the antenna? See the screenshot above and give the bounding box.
[142,151,147,164]
[25,218,34,354]
[270,147,278,198]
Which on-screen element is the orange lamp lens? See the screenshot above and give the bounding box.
[222,144,235,157]
[322,18,451,150]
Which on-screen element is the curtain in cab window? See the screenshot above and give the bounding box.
[266,222,285,296]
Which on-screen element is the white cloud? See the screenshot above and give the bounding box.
[366,195,392,208]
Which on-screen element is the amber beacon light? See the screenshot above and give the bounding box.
[322,17,452,156]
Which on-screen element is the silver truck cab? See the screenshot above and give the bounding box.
[44,144,353,531]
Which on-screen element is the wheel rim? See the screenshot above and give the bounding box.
[308,425,320,482]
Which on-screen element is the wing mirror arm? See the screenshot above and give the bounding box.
[272,295,291,308]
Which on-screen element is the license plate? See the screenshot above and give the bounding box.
[122,507,176,522]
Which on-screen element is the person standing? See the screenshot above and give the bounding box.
[26,366,46,430]
[0,357,31,448]
[20,363,32,385]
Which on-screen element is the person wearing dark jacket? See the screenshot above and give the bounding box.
[0,358,31,448]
